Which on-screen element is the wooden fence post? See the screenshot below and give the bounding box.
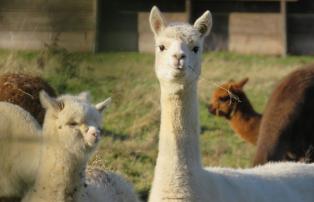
[280,0,287,57]
[185,0,193,23]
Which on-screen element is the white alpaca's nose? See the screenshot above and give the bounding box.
[172,53,186,69]
[173,53,186,60]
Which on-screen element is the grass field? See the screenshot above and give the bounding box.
[1,48,314,200]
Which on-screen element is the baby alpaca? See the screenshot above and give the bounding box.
[0,73,56,125]
[208,78,261,145]
[149,6,314,202]
[22,92,139,202]
[254,65,314,165]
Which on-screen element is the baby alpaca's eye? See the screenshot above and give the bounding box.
[192,46,199,53]
[68,121,79,127]
[158,45,166,52]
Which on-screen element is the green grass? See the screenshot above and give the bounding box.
[1,49,314,200]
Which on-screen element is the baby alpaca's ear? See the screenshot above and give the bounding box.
[194,10,212,38]
[149,6,166,36]
[95,97,112,113]
[39,90,62,111]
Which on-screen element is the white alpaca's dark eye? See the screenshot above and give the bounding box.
[192,46,199,53]
[159,45,165,51]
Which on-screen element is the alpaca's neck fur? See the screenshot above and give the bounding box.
[230,97,262,145]
[150,81,202,201]
[24,122,87,202]
[0,102,41,198]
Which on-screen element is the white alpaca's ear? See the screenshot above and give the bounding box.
[149,6,166,36]
[78,91,91,102]
[39,90,62,111]
[95,97,112,113]
[194,10,212,37]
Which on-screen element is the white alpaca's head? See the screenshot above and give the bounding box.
[39,91,111,154]
[149,6,212,84]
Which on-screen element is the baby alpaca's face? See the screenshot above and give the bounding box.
[56,99,103,152]
[40,91,111,155]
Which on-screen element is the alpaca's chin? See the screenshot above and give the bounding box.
[157,66,185,80]
[157,71,193,85]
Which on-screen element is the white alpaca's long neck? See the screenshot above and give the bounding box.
[28,124,86,202]
[150,81,202,200]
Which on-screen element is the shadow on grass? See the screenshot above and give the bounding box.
[138,189,150,202]
[201,125,219,134]
[102,129,130,141]
[0,197,20,202]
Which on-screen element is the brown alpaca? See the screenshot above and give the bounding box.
[254,65,314,165]
[208,78,261,145]
[0,73,56,125]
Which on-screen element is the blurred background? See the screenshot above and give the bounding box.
[1,0,314,55]
[1,0,314,200]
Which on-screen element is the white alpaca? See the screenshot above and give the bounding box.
[0,102,41,199]
[21,91,139,202]
[0,93,137,202]
[148,6,314,202]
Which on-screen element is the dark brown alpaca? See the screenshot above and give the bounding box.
[254,65,314,165]
[0,73,56,125]
[208,78,262,145]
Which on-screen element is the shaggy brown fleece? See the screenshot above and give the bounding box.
[254,65,314,165]
[0,73,56,125]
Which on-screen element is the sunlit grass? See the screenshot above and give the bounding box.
[1,49,314,200]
